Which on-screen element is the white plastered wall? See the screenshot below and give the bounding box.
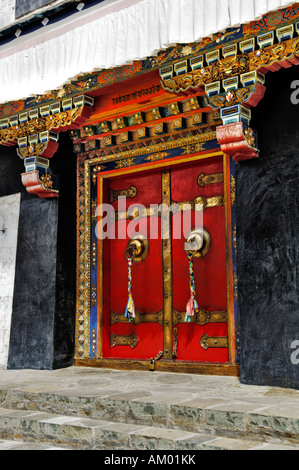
[0,0,15,30]
[0,193,20,369]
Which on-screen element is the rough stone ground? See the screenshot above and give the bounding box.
[0,366,298,451]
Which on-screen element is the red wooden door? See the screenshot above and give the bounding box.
[100,155,228,364]
[171,157,228,363]
[101,171,164,360]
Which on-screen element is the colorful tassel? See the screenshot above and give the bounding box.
[125,258,135,322]
[185,253,199,323]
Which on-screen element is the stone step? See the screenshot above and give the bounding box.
[0,407,299,451]
[0,407,213,450]
[201,437,299,451]
[0,438,68,450]
[1,389,299,446]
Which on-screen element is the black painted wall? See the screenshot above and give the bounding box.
[236,66,299,389]
[52,134,77,369]
[0,146,24,198]
[0,133,76,370]
[8,196,59,369]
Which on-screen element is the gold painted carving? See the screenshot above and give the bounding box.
[40,173,54,190]
[161,37,299,95]
[0,106,84,144]
[79,131,217,164]
[162,55,249,94]
[231,175,236,206]
[208,86,255,109]
[17,142,48,158]
[244,127,255,147]
[181,142,206,155]
[75,155,91,358]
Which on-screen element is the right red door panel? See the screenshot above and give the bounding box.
[171,157,229,363]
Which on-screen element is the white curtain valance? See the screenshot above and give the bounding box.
[0,0,296,104]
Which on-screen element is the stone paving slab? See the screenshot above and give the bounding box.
[0,366,297,404]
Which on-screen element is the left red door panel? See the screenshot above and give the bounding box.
[99,171,164,360]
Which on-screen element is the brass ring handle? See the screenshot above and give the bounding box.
[185,228,211,258]
[126,235,149,263]
[126,241,141,260]
[187,233,204,257]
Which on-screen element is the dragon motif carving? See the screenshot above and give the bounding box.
[0,106,84,144]
[161,36,299,95]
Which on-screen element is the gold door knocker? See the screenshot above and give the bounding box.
[125,235,149,322]
[184,228,211,323]
[184,228,211,259]
[126,235,149,263]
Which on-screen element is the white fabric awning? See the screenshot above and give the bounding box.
[0,0,296,104]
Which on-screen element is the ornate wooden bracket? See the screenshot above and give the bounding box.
[160,32,299,162]
[216,122,259,162]
[17,131,60,198]
[214,92,263,162]
[21,171,59,199]
[160,36,299,97]
[0,95,94,198]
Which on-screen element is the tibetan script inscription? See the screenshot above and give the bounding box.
[112,85,161,105]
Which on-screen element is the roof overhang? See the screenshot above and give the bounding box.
[0,0,296,104]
